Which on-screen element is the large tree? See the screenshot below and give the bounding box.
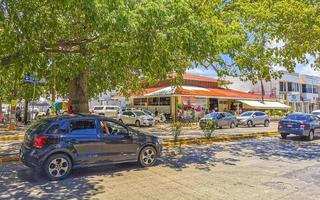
[1,0,319,112]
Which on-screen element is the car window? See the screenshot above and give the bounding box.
[101,120,128,135]
[122,111,130,116]
[241,112,253,117]
[285,114,308,121]
[70,120,96,133]
[133,111,145,116]
[309,115,317,122]
[255,112,265,116]
[94,107,104,110]
[47,124,60,134]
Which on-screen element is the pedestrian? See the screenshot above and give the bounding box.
[46,106,51,116]
[67,105,74,115]
[154,108,159,117]
[191,108,195,121]
[16,106,22,122]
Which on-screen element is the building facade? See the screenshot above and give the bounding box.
[227,72,320,113]
[129,73,289,120]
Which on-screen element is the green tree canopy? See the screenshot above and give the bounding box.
[1,0,319,112]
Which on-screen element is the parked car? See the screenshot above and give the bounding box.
[237,111,270,127]
[311,110,320,118]
[118,110,155,127]
[19,115,162,180]
[92,105,120,118]
[199,112,237,129]
[278,113,320,140]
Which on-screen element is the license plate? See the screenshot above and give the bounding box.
[287,124,292,128]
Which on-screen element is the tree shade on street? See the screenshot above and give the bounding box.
[0,0,319,112]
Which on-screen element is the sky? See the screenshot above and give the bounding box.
[186,61,320,78]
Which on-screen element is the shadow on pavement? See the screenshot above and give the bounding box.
[160,136,320,172]
[224,136,320,161]
[160,145,240,171]
[0,162,147,199]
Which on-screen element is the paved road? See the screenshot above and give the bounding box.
[1,136,320,200]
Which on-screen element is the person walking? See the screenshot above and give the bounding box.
[154,108,159,117]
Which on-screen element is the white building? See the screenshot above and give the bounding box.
[227,72,320,113]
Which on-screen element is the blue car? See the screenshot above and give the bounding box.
[278,113,320,141]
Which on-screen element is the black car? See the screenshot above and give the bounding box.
[20,114,162,180]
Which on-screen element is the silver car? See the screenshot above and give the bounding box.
[118,110,155,127]
[237,111,270,127]
[199,112,237,129]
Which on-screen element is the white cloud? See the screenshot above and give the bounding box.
[186,66,217,77]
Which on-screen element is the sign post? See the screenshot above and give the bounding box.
[24,75,45,121]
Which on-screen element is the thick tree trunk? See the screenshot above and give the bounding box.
[0,101,2,115]
[24,100,28,125]
[68,71,89,113]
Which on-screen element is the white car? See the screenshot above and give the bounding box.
[311,110,320,118]
[118,110,155,127]
[92,105,120,118]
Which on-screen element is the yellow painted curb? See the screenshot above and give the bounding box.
[0,155,19,164]
[161,132,280,148]
[0,135,24,142]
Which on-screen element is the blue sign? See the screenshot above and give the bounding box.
[24,76,45,84]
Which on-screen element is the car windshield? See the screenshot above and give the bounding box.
[26,119,54,135]
[143,110,152,115]
[240,112,253,117]
[285,114,308,121]
[312,112,320,116]
[133,111,146,117]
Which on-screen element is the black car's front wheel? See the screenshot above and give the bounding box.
[44,154,72,181]
[139,146,157,167]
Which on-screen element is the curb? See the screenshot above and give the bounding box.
[0,135,24,142]
[0,155,19,164]
[161,132,280,147]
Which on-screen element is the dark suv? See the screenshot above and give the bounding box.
[20,115,162,180]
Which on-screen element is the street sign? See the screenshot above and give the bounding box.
[23,75,46,84]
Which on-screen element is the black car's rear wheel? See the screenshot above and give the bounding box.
[139,146,157,167]
[44,154,72,181]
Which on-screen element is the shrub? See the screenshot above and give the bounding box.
[201,120,216,138]
[171,121,183,141]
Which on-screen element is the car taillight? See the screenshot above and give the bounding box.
[34,135,48,148]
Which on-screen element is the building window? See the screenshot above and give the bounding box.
[159,97,170,105]
[288,82,299,92]
[148,97,159,106]
[313,85,318,94]
[133,98,147,106]
[302,84,313,93]
[147,97,170,106]
[279,82,286,92]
